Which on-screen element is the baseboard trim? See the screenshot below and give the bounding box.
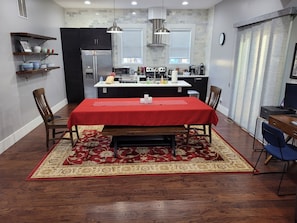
[217,104,228,116]
[0,99,68,155]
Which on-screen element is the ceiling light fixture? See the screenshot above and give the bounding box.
[107,0,123,34]
[131,1,137,6]
[84,0,91,5]
[154,0,170,35]
[182,1,189,6]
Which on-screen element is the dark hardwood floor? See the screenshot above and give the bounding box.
[0,104,296,223]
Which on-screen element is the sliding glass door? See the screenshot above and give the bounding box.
[229,16,292,139]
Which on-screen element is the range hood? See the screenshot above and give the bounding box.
[147,7,167,47]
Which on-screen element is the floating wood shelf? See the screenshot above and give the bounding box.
[10,32,56,40]
[13,52,58,56]
[16,66,60,75]
[11,32,60,76]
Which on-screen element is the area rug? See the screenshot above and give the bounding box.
[27,126,253,180]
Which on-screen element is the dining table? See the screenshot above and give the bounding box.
[67,97,219,156]
[67,97,219,128]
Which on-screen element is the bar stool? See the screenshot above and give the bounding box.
[187,90,200,99]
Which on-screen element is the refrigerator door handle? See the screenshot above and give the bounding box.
[93,55,97,83]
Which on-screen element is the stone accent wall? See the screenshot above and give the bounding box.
[64,8,213,71]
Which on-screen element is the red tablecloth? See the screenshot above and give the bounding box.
[68,97,218,128]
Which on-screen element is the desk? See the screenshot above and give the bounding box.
[269,114,297,139]
[68,97,218,128]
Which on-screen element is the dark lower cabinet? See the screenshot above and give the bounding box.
[178,76,208,101]
[96,77,208,99]
[97,87,189,98]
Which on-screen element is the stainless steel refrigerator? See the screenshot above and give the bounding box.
[81,50,112,98]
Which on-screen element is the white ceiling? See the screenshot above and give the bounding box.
[53,0,223,9]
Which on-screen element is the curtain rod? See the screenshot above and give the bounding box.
[234,7,297,28]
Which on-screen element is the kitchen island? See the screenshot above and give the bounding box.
[94,80,192,98]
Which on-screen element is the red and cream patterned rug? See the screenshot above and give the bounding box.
[28,126,253,180]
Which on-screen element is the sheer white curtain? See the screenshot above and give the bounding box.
[229,16,292,138]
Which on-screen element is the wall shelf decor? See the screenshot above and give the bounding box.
[10,32,59,75]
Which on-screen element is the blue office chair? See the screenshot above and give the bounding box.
[253,122,297,196]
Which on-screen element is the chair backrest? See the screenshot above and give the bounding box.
[33,88,54,124]
[262,122,286,148]
[206,85,222,110]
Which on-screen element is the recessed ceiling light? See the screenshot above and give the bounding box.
[132,11,136,15]
[182,1,189,6]
[84,0,91,5]
[131,1,137,6]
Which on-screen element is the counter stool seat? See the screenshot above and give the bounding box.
[187,90,200,98]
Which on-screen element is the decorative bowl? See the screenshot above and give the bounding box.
[33,46,41,53]
[32,62,40,70]
[21,63,33,71]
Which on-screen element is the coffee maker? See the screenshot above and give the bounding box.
[197,63,205,75]
[189,65,196,75]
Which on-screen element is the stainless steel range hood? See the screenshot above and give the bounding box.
[147,7,167,47]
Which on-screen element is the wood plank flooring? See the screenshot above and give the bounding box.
[0,104,296,223]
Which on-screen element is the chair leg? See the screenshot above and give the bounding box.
[253,149,264,174]
[277,163,287,196]
[276,162,296,196]
[52,129,56,144]
[69,129,74,147]
[75,125,79,139]
[208,124,212,143]
[46,128,50,151]
[203,125,206,134]
[186,126,190,144]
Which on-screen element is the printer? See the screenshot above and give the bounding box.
[260,106,295,120]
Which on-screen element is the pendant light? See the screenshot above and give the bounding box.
[154,0,170,35]
[107,0,122,33]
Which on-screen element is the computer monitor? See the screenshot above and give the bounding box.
[284,83,297,111]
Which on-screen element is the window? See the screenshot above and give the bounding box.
[168,29,192,65]
[18,0,27,18]
[118,27,145,65]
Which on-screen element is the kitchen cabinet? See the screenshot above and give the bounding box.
[178,76,208,101]
[60,28,84,103]
[61,28,112,103]
[11,32,60,75]
[80,28,112,50]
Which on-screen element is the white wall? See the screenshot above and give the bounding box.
[209,0,297,115]
[0,0,66,154]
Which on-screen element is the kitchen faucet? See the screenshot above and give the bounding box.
[153,67,157,83]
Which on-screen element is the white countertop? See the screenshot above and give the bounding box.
[177,75,208,78]
[94,80,191,88]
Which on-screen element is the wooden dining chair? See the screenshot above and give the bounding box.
[33,88,79,150]
[186,85,222,144]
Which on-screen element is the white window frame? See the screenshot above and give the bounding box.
[166,24,195,65]
[116,24,146,67]
[17,0,28,18]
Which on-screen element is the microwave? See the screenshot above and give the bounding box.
[112,67,130,75]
